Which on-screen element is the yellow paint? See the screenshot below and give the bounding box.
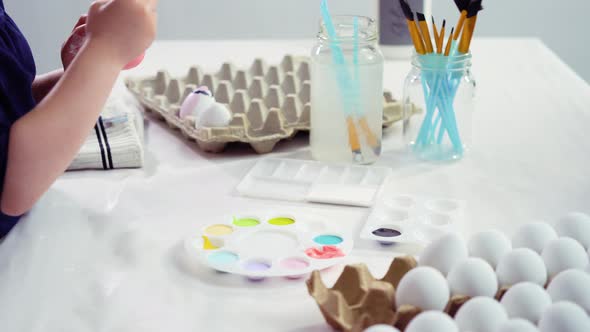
[204,224,233,236]
[202,236,219,250]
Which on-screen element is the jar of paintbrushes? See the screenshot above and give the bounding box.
[401,0,481,161]
[310,0,384,164]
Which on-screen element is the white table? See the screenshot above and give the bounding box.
[0,38,589,332]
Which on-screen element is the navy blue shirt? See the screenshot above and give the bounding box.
[0,1,37,237]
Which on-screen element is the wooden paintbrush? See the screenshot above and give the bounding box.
[452,0,470,40]
[444,27,455,56]
[416,12,434,53]
[432,17,440,50]
[458,0,483,53]
[399,0,426,54]
[437,19,446,54]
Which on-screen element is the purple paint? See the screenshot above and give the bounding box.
[372,228,402,238]
[244,261,272,272]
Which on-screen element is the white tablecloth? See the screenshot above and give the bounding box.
[0,38,589,332]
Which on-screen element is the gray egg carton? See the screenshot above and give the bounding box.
[125,55,415,154]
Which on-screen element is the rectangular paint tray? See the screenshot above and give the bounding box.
[361,193,465,245]
[236,158,392,207]
[125,55,419,154]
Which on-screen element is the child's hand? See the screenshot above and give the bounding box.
[61,15,88,69]
[86,0,157,68]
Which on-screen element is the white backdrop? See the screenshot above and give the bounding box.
[5,0,590,82]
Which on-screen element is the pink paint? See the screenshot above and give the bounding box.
[280,257,310,270]
[305,246,345,259]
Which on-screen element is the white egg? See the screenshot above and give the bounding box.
[496,319,539,332]
[405,311,458,332]
[512,222,558,254]
[447,257,498,297]
[496,248,547,287]
[554,212,590,249]
[468,230,512,268]
[363,324,400,332]
[546,269,590,314]
[419,233,468,276]
[396,267,450,311]
[500,282,551,323]
[454,297,508,332]
[538,302,590,332]
[196,103,232,128]
[542,237,589,278]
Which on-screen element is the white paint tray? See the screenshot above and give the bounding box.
[236,158,392,207]
[125,55,419,153]
[361,193,465,245]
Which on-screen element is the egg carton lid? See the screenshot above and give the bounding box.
[125,55,418,154]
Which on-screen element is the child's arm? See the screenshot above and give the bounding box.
[31,70,64,103]
[0,0,157,216]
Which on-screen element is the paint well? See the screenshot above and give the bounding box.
[305,246,345,259]
[233,218,260,227]
[207,251,239,265]
[372,228,402,238]
[268,217,295,226]
[280,257,311,270]
[202,236,219,250]
[243,260,272,272]
[205,224,233,236]
[314,235,343,245]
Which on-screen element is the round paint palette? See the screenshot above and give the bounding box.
[183,212,353,279]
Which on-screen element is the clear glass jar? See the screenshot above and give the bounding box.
[403,53,475,161]
[310,16,385,164]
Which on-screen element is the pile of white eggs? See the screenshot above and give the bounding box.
[364,212,590,332]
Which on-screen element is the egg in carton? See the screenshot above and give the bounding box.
[125,55,418,153]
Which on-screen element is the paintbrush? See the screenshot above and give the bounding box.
[416,12,434,53]
[437,19,446,54]
[444,27,455,56]
[458,0,483,53]
[452,0,470,40]
[399,0,426,54]
[432,17,440,50]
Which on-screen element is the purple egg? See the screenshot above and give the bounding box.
[179,86,213,119]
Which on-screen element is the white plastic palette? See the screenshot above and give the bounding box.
[236,158,392,207]
[361,194,465,245]
[183,211,353,279]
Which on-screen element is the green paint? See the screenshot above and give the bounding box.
[268,217,296,226]
[314,235,343,245]
[233,217,260,227]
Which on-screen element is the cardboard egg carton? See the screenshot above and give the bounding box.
[125,55,417,153]
[307,256,510,332]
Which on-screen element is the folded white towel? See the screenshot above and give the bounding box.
[67,81,145,171]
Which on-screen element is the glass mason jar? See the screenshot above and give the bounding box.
[403,53,475,161]
[310,16,385,164]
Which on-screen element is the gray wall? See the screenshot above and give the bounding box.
[5,0,590,82]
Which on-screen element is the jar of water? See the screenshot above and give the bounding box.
[310,16,384,164]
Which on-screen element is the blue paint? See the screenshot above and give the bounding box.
[314,235,343,245]
[207,251,239,265]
